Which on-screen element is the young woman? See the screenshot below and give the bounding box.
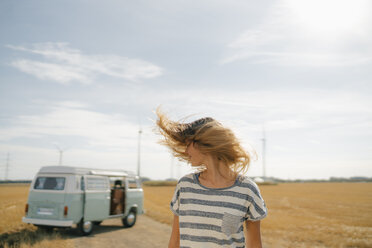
[155,108,267,248]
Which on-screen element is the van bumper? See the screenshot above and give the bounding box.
[22,217,74,227]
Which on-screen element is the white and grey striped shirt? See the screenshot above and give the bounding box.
[170,173,267,248]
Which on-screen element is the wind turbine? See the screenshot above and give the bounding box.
[261,125,267,179]
[137,127,142,177]
[53,144,68,166]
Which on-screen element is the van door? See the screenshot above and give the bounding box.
[125,177,144,215]
[83,175,110,221]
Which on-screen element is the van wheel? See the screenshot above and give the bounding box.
[122,210,136,227]
[77,219,93,235]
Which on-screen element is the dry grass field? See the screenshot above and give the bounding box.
[0,184,73,248]
[143,182,372,248]
[1,183,371,247]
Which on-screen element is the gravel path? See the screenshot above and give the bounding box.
[72,215,171,247]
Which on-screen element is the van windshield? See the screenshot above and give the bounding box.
[34,177,65,190]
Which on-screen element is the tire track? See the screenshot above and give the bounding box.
[73,215,171,248]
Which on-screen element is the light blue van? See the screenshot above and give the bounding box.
[22,166,144,235]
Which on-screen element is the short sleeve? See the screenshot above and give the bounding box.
[244,180,268,221]
[170,181,181,216]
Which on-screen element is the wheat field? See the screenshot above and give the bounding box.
[1,183,371,247]
[143,183,372,248]
[0,184,73,248]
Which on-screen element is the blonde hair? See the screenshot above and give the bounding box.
[154,108,252,175]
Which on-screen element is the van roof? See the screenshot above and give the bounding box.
[38,166,136,177]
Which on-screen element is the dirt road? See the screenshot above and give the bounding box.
[73,215,171,248]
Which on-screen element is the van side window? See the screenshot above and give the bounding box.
[81,176,85,191]
[34,177,65,190]
[128,178,139,189]
[86,177,109,190]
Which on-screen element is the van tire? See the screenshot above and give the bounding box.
[77,219,93,235]
[122,210,136,227]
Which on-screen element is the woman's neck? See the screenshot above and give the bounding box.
[199,155,236,188]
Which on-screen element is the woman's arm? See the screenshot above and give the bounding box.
[168,214,180,248]
[244,220,262,248]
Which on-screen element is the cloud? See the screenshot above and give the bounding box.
[221,0,372,66]
[1,89,371,151]
[11,59,91,84]
[152,88,372,135]
[7,42,163,84]
[0,90,370,180]
[90,86,372,141]
[0,101,143,150]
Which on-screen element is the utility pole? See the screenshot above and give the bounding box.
[137,127,142,177]
[177,162,181,179]
[170,155,174,179]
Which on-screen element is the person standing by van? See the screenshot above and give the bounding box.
[155,108,268,248]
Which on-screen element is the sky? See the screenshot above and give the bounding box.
[0,0,371,180]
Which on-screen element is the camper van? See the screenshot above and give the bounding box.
[22,166,144,235]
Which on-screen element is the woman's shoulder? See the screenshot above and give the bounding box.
[238,174,256,184]
[237,175,262,192]
[177,172,198,185]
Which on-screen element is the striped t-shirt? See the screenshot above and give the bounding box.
[170,172,268,248]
